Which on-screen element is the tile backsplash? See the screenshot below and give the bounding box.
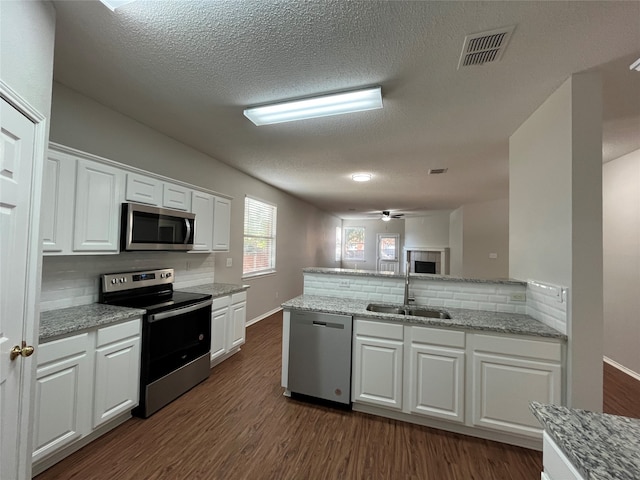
[40,253,215,311]
[526,280,568,335]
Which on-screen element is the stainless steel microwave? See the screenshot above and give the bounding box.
[121,202,195,251]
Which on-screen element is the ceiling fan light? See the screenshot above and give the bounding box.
[244,87,382,126]
[381,215,391,222]
[352,173,372,182]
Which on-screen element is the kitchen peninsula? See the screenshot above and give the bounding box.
[282,267,567,450]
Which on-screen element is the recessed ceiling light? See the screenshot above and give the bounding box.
[244,87,383,126]
[631,58,640,72]
[99,0,135,11]
[352,173,372,182]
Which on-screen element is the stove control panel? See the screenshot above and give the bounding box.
[102,268,174,293]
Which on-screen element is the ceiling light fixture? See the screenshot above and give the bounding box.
[351,173,372,182]
[98,0,136,11]
[243,87,383,126]
[631,58,640,72]
[381,211,391,222]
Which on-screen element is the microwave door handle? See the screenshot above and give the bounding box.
[184,218,192,244]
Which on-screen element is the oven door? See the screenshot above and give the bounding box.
[122,202,195,251]
[143,299,212,384]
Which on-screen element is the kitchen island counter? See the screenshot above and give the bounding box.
[282,294,565,339]
[531,401,640,479]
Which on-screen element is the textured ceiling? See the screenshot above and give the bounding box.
[52,0,640,219]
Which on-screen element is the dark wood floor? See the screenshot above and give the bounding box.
[36,312,639,480]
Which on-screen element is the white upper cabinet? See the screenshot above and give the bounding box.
[73,159,123,252]
[213,196,231,251]
[125,172,162,206]
[41,151,75,254]
[191,191,214,252]
[163,182,192,211]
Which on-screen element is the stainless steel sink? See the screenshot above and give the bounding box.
[365,304,451,319]
[365,304,406,314]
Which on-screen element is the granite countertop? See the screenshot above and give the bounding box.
[40,304,145,342]
[303,267,527,285]
[178,282,249,298]
[40,283,248,342]
[282,295,565,339]
[531,402,640,479]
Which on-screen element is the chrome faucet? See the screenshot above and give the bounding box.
[404,253,413,306]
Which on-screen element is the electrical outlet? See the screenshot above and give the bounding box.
[339,279,350,288]
[226,257,232,267]
[510,292,526,302]
[489,253,498,259]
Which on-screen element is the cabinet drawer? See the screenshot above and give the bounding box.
[38,333,90,365]
[409,325,465,348]
[211,295,231,310]
[355,319,403,340]
[473,334,561,361]
[96,318,141,347]
[231,291,247,304]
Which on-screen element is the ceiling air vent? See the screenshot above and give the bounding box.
[457,26,515,69]
[428,168,448,175]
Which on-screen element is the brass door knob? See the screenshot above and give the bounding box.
[10,341,35,361]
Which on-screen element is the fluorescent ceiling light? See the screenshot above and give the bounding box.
[351,173,372,182]
[244,87,382,126]
[99,0,136,11]
[631,58,640,72]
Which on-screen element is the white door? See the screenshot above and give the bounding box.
[376,234,399,273]
[1,96,42,480]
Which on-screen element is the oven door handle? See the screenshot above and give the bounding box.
[148,299,213,323]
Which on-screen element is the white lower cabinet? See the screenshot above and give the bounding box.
[93,321,141,428]
[32,333,91,463]
[210,291,247,366]
[352,319,404,410]
[33,318,141,471]
[407,326,465,423]
[471,333,562,439]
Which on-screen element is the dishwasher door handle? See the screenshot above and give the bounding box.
[311,320,344,329]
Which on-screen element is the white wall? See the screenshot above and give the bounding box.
[510,73,603,411]
[449,208,463,276]
[341,219,404,270]
[603,148,640,376]
[49,83,341,322]
[404,211,451,248]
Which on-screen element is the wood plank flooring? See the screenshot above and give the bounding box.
[603,360,640,419]
[35,313,637,480]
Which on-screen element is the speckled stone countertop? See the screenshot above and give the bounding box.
[178,282,249,298]
[40,304,145,342]
[531,402,640,479]
[282,295,565,339]
[303,267,527,285]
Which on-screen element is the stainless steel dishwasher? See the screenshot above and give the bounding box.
[288,310,353,405]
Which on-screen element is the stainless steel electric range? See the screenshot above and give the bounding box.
[100,268,212,418]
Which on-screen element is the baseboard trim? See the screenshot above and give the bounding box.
[604,356,640,382]
[247,307,282,327]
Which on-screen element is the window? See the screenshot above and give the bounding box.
[335,226,342,262]
[378,234,398,261]
[243,196,277,277]
[344,226,365,261]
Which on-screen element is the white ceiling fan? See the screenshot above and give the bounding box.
[380,210,404,222]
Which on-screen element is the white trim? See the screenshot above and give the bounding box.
[604,356,640,382]
[247,307,282,327]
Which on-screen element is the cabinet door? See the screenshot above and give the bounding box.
[210,306,229,362]
[472,352,561,438]
[41,152,75,253]
[93,335,141,428]
[125,172,162,206]
[191,191,214,252]
[163,182,191,211]
[212,196,231,251]
[73,159,123,252]
[353,335,403,410]
[408,343,465,422]
[229,298,246,350]
[32,334,91,463]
